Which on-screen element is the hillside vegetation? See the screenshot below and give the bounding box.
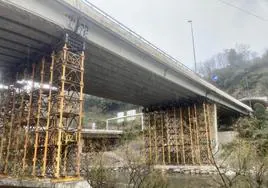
[83,95,138,128]
[199,44,268,99]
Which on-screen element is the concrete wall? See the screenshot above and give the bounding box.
[218,131,238,145]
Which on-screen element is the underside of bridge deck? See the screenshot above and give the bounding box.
[0,0,200,107]
[0,0,252,115]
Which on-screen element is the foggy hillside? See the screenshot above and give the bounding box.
[199,45,268,99]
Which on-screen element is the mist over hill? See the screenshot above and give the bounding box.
[199,44,268,99]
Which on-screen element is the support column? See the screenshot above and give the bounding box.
[49,35,85,178]
[194,104,201,164]
[147,113,152,163]
[42,52,55,177]
[174,108,179,164]
[22,64,36,174]
[32,58,46,176]
[160,112,165,165]
[144,113,151,163]
[179,108,185,165]
[13,70,29,175]
[188,107,195,164]
[3,85,16,174]
[203,103,211,163]
[213,104,219,152]
[165,111,171,164]
[54,43,67,178]
[76,49,85,177]
[153,113,158,164]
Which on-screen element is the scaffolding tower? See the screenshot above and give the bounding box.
[143,103,215,165]
[0,34,85,179]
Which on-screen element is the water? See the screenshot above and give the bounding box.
[115,172,263,188]
[166,174,215,188]
[115,171,215,188]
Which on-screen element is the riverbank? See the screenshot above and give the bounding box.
[154,165,219,175]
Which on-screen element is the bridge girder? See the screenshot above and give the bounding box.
[0,0,252,115]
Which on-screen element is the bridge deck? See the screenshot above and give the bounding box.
[0,0,252,115]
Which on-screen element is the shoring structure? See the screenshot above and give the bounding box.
[43,36,85,178]
[0,34,85,179]
[0,71,30,176]
[143,102,217,165]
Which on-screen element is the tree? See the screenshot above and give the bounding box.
[211,138,268,188]
[82,151,117,188]
[253,103,266,121]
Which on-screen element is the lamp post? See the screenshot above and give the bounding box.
[188,20,197,73]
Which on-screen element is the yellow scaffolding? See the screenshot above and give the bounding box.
[0,33,85,179]
[143,102,215,165]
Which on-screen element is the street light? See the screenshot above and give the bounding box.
[188,20,197,73]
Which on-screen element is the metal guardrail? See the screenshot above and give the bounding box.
[82,129,123,134]
[106,113,144,130]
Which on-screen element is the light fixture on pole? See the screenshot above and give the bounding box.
[188,20,197,73]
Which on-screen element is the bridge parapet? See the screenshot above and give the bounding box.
[239,96,268,107]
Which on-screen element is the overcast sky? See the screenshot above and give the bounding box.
[88,0,268,69]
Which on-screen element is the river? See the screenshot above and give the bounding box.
[114,172,217,188]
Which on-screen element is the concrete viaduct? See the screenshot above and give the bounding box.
[0,0,252,180]
[240,96,268,108]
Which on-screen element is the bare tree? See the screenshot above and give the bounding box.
[119,140,168,188]
[210,138,268,188]
[82,142,117,188]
